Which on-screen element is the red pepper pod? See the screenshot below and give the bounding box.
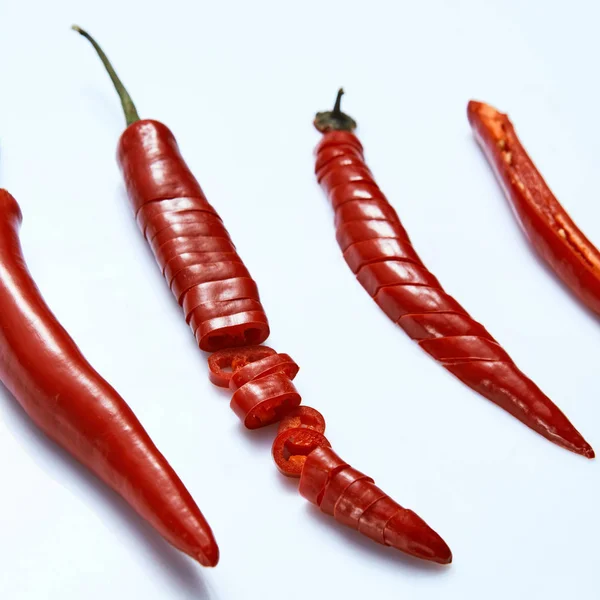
[189,299,264,336]
[316,155,370,183]
[165,251,243,285]
[315,145,364,175]
[195,310,270,352]
[150,222,231,253]
[277,406,325,434]
[315,130,364,155]
[154,236,237,272]
[398,312,493,341]
[383,509,452,565]
[419,335,511,363]
[0,190,219,566]
[320,467,374,516]
[320,166,375,196]
[171,261,251,305]
[444,360,594,457]
[229,352,299,391]
[357,260,440,297]
[230,372,302,429]
[298,446,350,505]
[182,277,261,323]
[375,285,465,322]
[334,199,400,227]
[118,120,206,212]
[146,211,224,243]
[334,479,387,528]
[136,197,219,235]
[208,345,276,388]
[329,181,387,211]
[336,219,409,251]
[343,238,421,273]
[468,100,600,317]
[271,428,330,477]
[357,496,402,544]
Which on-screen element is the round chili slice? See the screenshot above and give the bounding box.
[208,345,275,388]
[277,406,325,434]
[230,372,301,429]
[196,310,270,352]
[229,353,299,391]
[272,428,331,478]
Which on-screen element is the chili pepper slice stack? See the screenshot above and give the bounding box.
[313,89,593,459]
[74,28,452,564]
[0,188,218,566]
[468,100,600,317]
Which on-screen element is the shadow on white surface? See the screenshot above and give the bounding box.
[0,381,211,597]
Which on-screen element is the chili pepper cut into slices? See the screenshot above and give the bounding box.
[208,346,452,564]
[468,101,600,316]
[0,189,218,566]
[72,26,270,352]
[313,89,593,458]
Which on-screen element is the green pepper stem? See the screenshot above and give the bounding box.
[72,25,140,126]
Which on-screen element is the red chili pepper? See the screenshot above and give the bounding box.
[229,352,300,391]
[271,428,330,477]
[0,189,218,566]
[468,100,600,316]
[299,447,452,564]
[277,406,326,434]
[207,346,277,388]
[73,26,269,353]
[314,89,593,458]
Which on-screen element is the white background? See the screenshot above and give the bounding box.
[0,1,599,598]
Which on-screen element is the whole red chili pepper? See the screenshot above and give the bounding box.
[72,26,270,352]
[468,100,600,316]
[313,89,593,458]
[0,189,218,566]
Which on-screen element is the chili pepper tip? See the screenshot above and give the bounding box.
[314,88,357,133]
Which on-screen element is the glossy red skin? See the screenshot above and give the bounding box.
[230,372,301,429]
[469,101,600,317]
[208,346,276,388]
[271,428,330,477]
[189,299,264,338]
[229,353,299,391]
[299,446,452,564]
[334,199,400,227]
[0,190,218,566]
[277,406,325,434]
[117,119,269,351]
[316,129,594,458]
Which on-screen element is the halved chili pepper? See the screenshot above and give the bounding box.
[73,26,269,353]
[468,100,600,317]
[313,89,594,458]
[271,428,330,477]
[0,189,218,566]
[299,446,452,564]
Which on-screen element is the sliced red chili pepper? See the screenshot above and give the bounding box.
[343,238,421,273]
[398,312,493,341]
[136,197,218,235]
[182,277,261,322]
[154,237,237,273]
[272,428,331,477]
[150,223,231,254]
[316,155,369,183]
[298,446,349,505]
[195,310,270,352]
[276,406,325,434]
[329,181,387,210]
[315,144,364,175]
[146,211,224,242]
[336,219,409,251]
[314,129,363,154]
[375,285,465,322]
[171,261,251,305]
[230,353,299,392]
[469,100,600,317]
[357,496,402,545]
[419,335,511,363]
[334,479,387,528]
[357,261,440,297]
[207,345,276,388]
[164,251,243,285]
[320,467,374,516]
[189,299,264,337]
[320,166,375,197]
[334,199,400,227]
[230,372,301,429]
